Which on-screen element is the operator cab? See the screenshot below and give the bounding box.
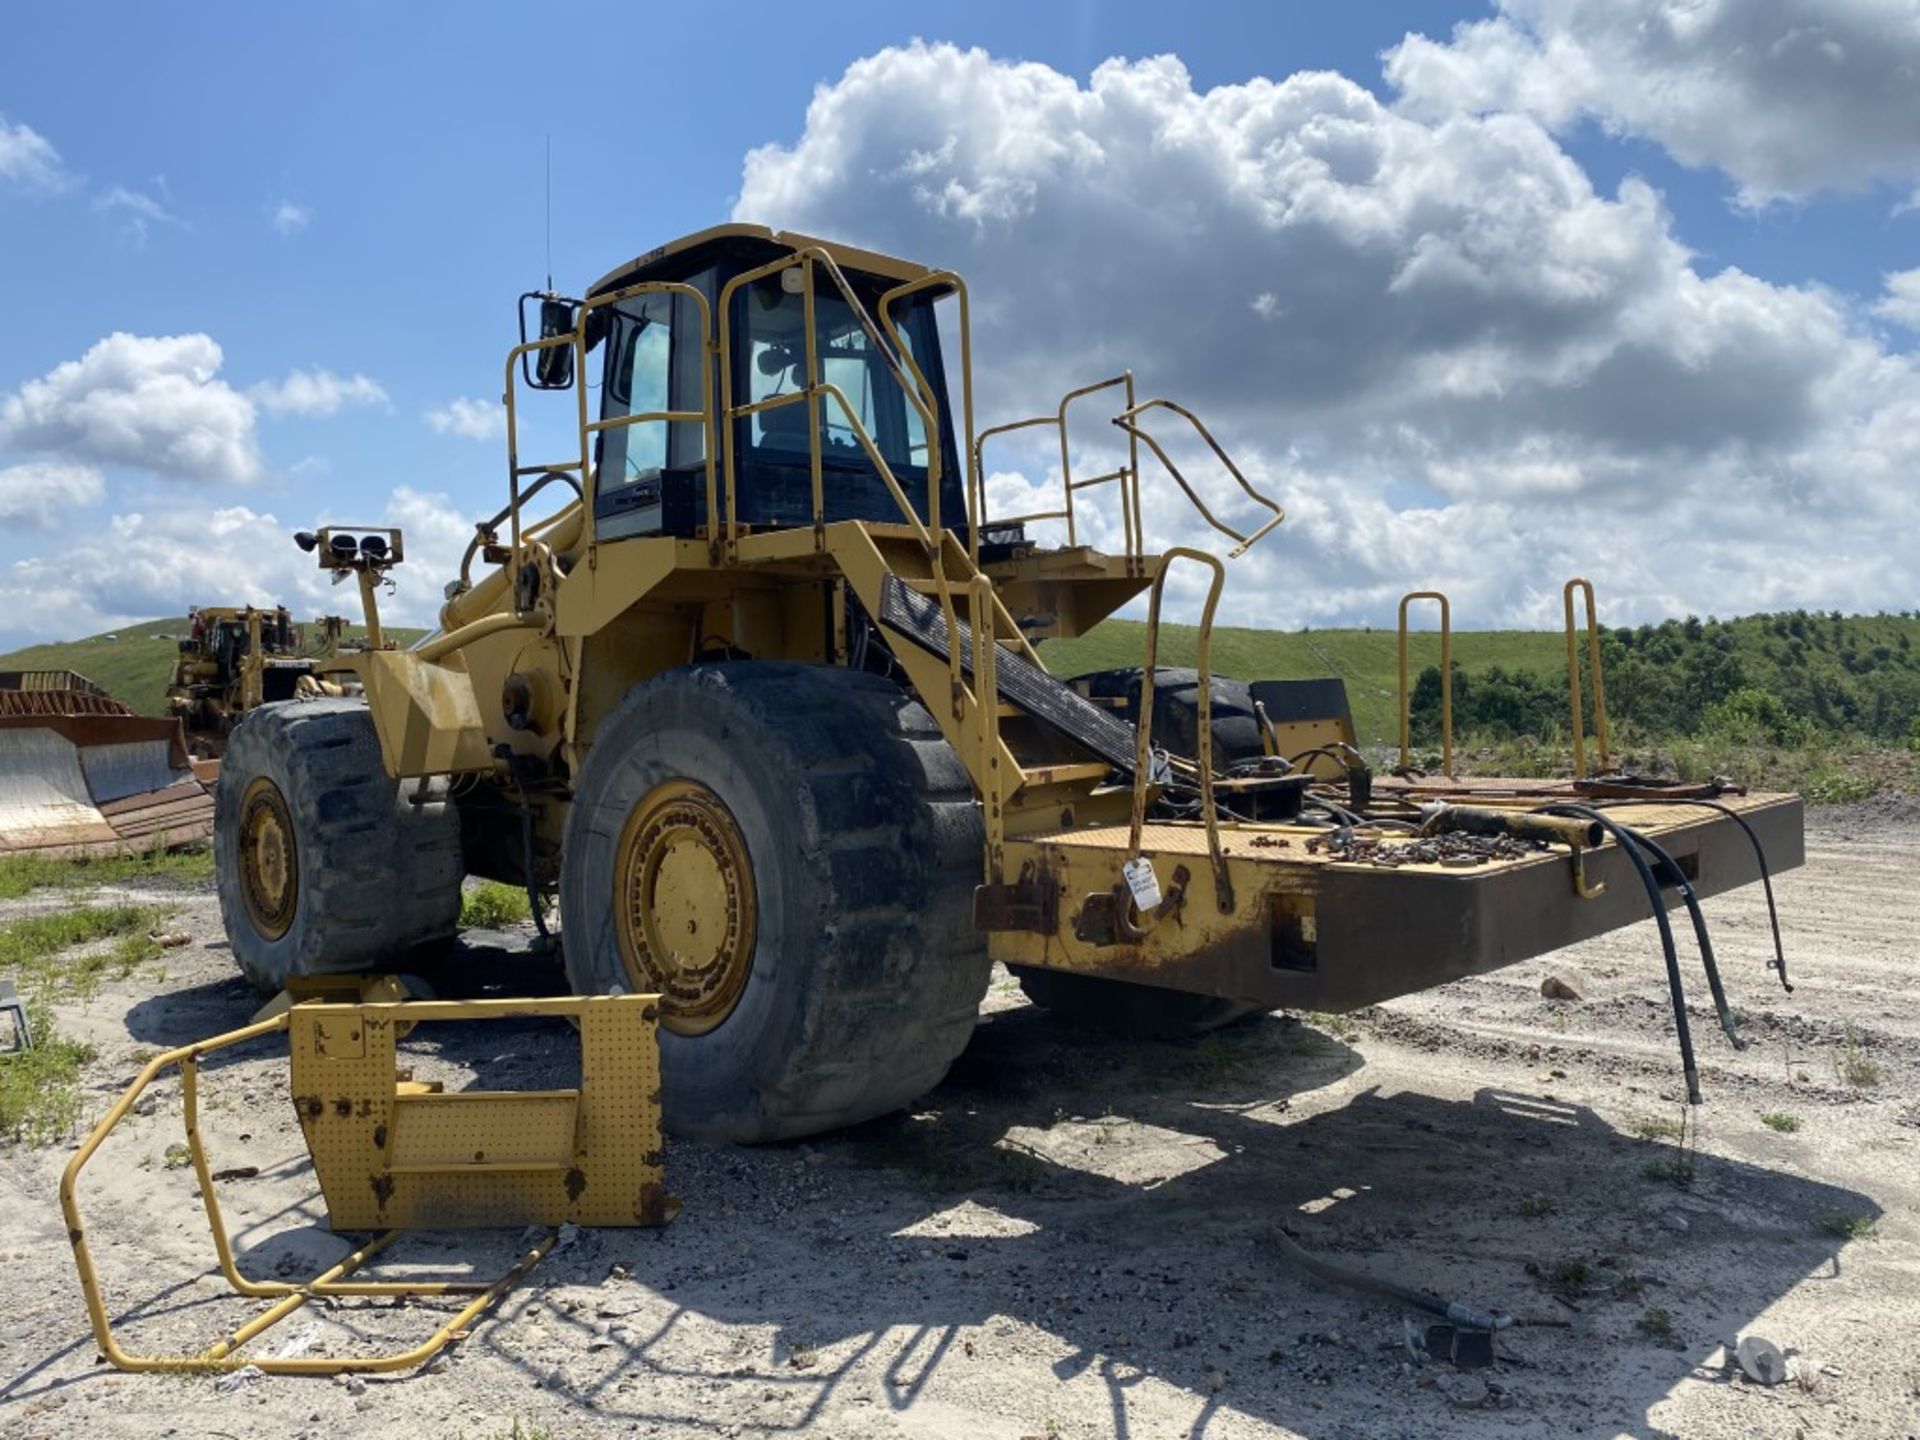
[558,225,966,544]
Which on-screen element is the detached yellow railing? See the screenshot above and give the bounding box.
[61,993,669,1375]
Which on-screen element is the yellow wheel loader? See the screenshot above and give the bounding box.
[213,224,1803,1142]
[166,604,314,757]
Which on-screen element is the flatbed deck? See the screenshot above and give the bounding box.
[995,788,1803,1012]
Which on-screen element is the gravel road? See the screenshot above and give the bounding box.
[2,803,1915,1439]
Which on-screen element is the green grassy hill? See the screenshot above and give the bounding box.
[1041,620,1563,743]
[0,617,428,717]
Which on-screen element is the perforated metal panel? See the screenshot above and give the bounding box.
[289,995,669,1231]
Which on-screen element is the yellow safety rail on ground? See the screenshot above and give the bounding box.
[61,993,670,1375]
[1564,577,1611,777]
[1398,590,1454,777]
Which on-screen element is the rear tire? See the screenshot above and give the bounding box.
[214,699,463,993]
[560,663,990,1143]
[1027,666,1268,1037]
[1070,666,1265,767]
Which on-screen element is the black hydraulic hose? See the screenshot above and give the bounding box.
[1305,797,1366,828]
[1632,836,1747,1052]
[1593,797,1792,994]
[1534,803,1702,1103]
[1542,802,1747,1054]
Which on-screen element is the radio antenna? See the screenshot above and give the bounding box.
[544,134,553,293]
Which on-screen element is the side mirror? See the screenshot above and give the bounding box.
[519,292,580,391]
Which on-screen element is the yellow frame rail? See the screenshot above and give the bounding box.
[61,994,666,1375]
[1398,590,1453,777]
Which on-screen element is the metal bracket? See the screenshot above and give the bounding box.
[1569,842,1606,900]
[972,860,1057,934]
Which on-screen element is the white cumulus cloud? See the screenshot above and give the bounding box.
[0,461,104,529]
[1877,268,1920,329]
[0,486,479,642]
[0,332,264,484]
[734,41,1920,626]
[1385,0,1920,204]
[250,368,388,417]
[0,114,71,192]
[425,396,504,440]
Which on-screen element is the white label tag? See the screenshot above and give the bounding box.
[1122,856,1162,912]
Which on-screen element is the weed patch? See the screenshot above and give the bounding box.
[1636,1308,1676,1345]
[1816,1212,1876,1240]
[0,904,173,997]
[0,845,212,901]
[0,998,92,1143]
[1834,1024,1883,1089]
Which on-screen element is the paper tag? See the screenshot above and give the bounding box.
[1122,856,1162,912]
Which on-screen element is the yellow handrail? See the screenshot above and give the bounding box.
[1564,577,1611,776]
[971,574,1003,882]
[878,271,977,558]
[1111,398,1285,560]
[505,279,718,568]
[1398,590,1453,776]
[972,374,1140,558]
[1130,547,1233,915]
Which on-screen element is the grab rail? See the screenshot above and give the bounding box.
[878,271,979,557]
[1397,590,1453,776]
[1564,577,1611,776]
[1130,547,1233,916]
[505,279,718,569]
[1111,399,1285,560]
[973,374,1141,560]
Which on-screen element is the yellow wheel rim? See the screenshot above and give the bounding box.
[613,780,757,1035]
[238,776,298,941]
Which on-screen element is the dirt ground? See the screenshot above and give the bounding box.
[2,803,1916,1440]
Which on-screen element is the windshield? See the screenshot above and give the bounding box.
[743,278,936,478]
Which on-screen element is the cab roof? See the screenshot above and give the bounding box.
[586,224,932,299]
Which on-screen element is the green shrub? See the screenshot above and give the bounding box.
[461,881,532,929]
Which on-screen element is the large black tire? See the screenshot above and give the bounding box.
[214,699,463,993]
[1023,666,1267,1038]
[1070,666,1265,767]
[560,663,990,1144]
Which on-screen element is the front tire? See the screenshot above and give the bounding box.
[560,663,990,1143]
[214,700,463,993]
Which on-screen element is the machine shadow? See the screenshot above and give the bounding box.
[503,1003,1873,1440]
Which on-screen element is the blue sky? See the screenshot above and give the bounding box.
[2,1,1918,645]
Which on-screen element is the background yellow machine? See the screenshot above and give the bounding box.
[166,605,314,756]
[213,224,1803,1142]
